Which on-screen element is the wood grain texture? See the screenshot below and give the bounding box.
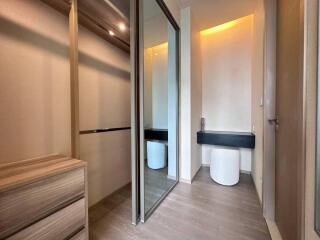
[0,168,84,239]
[90,167,271,240]
[8,198,86,240]
[70,229,87,240]
[69,0,80,159]
[0,155,87,239]
[0,154,86,192]
[276,0,305,239]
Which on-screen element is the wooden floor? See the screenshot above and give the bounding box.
[89,167,271,240]
[144,166,176,213]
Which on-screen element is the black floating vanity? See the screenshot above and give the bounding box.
[145,128,168,141]
[197,131,255,149]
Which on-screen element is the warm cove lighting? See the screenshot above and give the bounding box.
[152,42,168,51]
[200,14,254,36]
[145,42,168,56]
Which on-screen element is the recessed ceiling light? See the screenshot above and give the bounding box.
[118,23,126,32]
[109,30,115,36]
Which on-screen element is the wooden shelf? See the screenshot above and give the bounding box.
[0,154,86,192]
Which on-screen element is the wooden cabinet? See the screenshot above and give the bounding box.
[70,229,87,240]
[0,155,88,239]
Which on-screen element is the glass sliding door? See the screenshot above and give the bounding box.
[139,0,179,222]
[131,0,179,224]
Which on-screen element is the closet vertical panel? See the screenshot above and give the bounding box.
[69,1,88,237]
[69,0,80,159]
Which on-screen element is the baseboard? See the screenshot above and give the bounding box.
[180,165,202,184]
[191,165,202,181]
[179,178,192,184]
[167,175,176,180]
[266,220,283,240]
[240,170,251,175]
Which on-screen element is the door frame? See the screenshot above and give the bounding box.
[131,0,181,224]
[262,0,306,239]
[262,0,277,221]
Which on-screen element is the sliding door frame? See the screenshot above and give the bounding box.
[141,0,180,223]
[131,0,180,224]
[131,0,140,225]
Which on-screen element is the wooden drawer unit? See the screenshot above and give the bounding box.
[7,198,86,240]
[70,229,87,240]
[0,155,88,239]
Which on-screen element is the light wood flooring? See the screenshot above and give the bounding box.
[89,167,271,240]
[144,166,176,213]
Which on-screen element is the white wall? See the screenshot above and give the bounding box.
[78,26,131,207]
[0,0,71,164]
[191,14,202,178]
[251,0,265,201]
[151,46,168,129]
[180,7,192,182]
[180,6,203,183]
[144,48,153,128]
[168,23,178,179]
[201,15,254,172]
[144,44,169,129]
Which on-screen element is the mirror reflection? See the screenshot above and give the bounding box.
[143,0,178,214]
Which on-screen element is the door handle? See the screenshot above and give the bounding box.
[268,117,279,129]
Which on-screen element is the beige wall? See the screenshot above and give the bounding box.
[0,0,131,207]
[78,25,131,207]
[304,0,319,239]
[0,0,71,164]
[200,15,254,173]
[201,16,253,133]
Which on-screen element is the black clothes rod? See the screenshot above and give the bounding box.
[79,127,131,135]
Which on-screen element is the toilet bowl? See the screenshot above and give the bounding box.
[147,141,167,169]
[210,147,240,186]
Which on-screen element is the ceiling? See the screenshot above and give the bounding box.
[78,0,130,42]
[179,0,258,31]
[144,0,163,21]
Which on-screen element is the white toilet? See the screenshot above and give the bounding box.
[147,141,167,169]
[210,147,240,186]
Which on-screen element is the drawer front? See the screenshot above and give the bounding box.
[8,198,86,240]
[0,168,85,239]
[70,229,87,240]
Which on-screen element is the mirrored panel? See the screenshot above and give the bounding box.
[142,0,179,216]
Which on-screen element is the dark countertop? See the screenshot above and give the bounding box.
[199,130,254,136]
[197,130,255,149]
[145,128,168,141]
